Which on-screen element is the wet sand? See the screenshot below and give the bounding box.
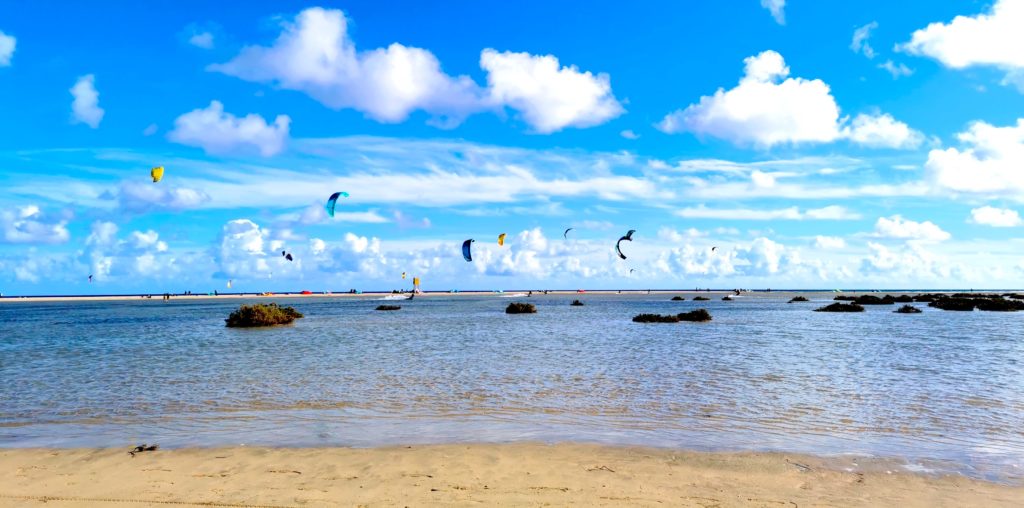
[2,444,1021,507]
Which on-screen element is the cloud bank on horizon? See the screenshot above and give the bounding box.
[1,1,1024,293]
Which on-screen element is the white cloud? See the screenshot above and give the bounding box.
[80,221,181,281]
[925,119,1024,196]
[873,215,951,242]
[480,49,624,133]
[804,205,861,220]
[70,74,104,128]
[899,0,1024,88]
[168,101,290,156]
[813,235,846,249]
[188,31,214,49]
[1,205,70,244]
[657,50,920,149]
[218,219,272,278]
[760,0,786,25]
[969,206,1022,227]
[210,7,484,125]
[112,181,211,213]
[860,241,956,280]
[676,204,859,220]
[851,21,878,59]
[843,113,923,149]
[0,30,15,66]
[620,129,639,140]
[878,60,913,78]
[210,7,622,132]
[142,124,158,136]
[289,201,391,226]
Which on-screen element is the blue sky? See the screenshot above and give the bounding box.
[2,0,1024,294]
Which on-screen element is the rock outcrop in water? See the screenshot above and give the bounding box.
[693,296,710,301]
[671,296,686,301]
[225,303,303,327]
[678,309,712,322]
[895,305,922,314]
[375,305,401,311]
[633,313,680,323]
[570,299,584,306]
[928,296,1024,312]
[506,302,537,314]
[722,296,733,301]
[814,302,864,313]
[833,295,857,301]
[632,309,712,323]
[788,296,809,303]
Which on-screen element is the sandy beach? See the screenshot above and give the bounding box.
[1,444,1021,507]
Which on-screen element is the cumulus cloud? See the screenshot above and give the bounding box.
[1,205,70,244]
[209,7,484,125]
[480,49,624,133]
[760,0,786,25]
[676,204,859,220]
[217,219,273,278]
[288,201,391,226]
[210,7,622,132]
[843,113,924,149]
[70,74,104,128]
[111,181,211,213]
[620,129,639,140]
[81,221,180,281]
[900,0,1024,89]
[813,235,846,249]
[657,50,920,148]
[0,30,15,66]
[873,215,951,242]
[657,237,802,278]
[860,241,955,280]
[168,101,290,156]
[969,206,1022,227]
[925,119,1024,196]
[851,21,878,59]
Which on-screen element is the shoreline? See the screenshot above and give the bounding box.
[2,443,1021,507]
[2,289,1020,303]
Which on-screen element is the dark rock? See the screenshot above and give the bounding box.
[854,295,896,305]
[375,305,401,311]
[693,296,710,301]
[895,305,922,314]
[892,295,914,303]
[570,299,585,306]
[788,296,809,303]
[928,298,976,311]
[670,296,686,301]
[678,309,712,322]
[632,313,680,323]
[833,295,857,301]
[722,296,733,301]
[225,303,303,327]
[505,302,537,314]
[814,302,865,313]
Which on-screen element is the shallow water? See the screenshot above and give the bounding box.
[2,293,1023,482]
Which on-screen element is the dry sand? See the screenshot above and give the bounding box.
[1,444,1020,507]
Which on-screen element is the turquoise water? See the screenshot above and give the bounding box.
[2,293,1023,481]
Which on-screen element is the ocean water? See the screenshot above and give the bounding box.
[2,293,1023,482]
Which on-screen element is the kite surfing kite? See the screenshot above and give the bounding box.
[615,229,636,260]
[227,280,233,289]
[88,274,93,283]
[282,251,293,262]
[150,166,164,183]
[462,239,475,262]
[498,233,506,246]
[563,228,573,239]
[711,246,718,252]
[325,191,349,218]
[402,272,407,279]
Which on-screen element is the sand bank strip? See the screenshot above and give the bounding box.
[1,444,1020,507]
